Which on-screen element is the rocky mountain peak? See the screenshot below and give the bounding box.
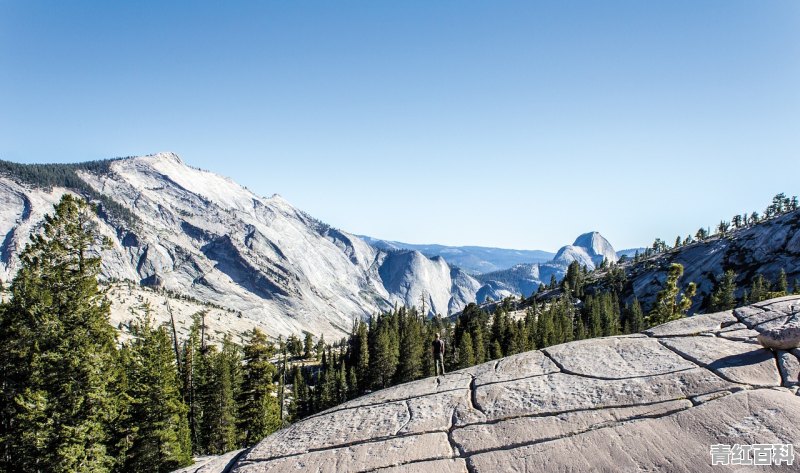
[553,231,618,269]
[0,153,483,339]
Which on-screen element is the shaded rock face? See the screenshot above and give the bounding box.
[0,153,481,338]
[190,297,800,472]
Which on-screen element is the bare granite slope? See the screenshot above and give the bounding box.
[179,296,800,472]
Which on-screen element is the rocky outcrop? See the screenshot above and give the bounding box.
[595,209,800,314]
[183,296,800,472]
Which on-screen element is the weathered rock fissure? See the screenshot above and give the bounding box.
[656,338,754,388]
[457,398,695,458]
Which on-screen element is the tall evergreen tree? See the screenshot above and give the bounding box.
[777,269,788,295]
[649,263,696,325]
[237,329,279,447]
[457,332,475,369]
[628,298,645,333]
[370,327,398,389]
[0,195,122,473]
[710,270,737,311]
[197,337,240,454]
[395,309,424,384]
[120,309,192,473]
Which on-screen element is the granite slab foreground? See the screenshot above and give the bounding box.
[176,297,800,473]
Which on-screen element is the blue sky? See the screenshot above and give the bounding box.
[1,1,798,251]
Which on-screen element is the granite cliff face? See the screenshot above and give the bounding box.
[179,296,800,472]
[0,153,482,339]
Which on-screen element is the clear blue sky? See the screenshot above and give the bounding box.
[1,1,798,251]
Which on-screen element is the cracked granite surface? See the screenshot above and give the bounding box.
[177,297,800,472]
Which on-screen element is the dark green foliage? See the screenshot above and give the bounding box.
[776,269,788,295]
[197,337,241,454]
[303,332,315,359]
[0,195,122,473]
[749,274,771,302]
[710,270,737,311]
[649,263,696,326]
[457,332,474,368]
[120,309,192,473]
[237,329,280,447]
[395,308,425,383]
[626,298,645,334]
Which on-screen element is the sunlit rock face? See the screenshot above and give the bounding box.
[0,153,481,340]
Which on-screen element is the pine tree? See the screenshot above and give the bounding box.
[370,327,398,389]
[197,337,240,454]
[777,269,788,295]
[649,263,696,326]
[628,298,645,333]
[458,332,475,369]
[473,325,486,365]
[352,321,370,394]
[710,270,737,311]
[395,310,423,384]
[237,329,279,447]
[750,274,769,302]
[303,333,315,359]
[121,308,192,473]
[0,195,122,473]
[289,368,310,420]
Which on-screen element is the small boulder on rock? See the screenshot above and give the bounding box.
[757,323,800,350]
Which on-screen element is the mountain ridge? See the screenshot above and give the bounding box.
[0,153,483,339]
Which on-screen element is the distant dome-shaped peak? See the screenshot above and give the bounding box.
[573,231,604,247]
[554,231,618,269]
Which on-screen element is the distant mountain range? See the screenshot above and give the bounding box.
[0,152,660,341]
[357,237,555,274]
[1,153,615,340]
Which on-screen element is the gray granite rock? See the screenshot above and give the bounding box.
[173,451,245,473]
[660,336,781,387]
[471,368,738,422]
[777,350,799,387]
[754,296,800,313]
[372,459,468,473]
[544,337,696,379]
[643,310,737,337]
[736,307,794,329]
[467,389,800,473]
[245,401,410,459]
[733,305,765,320]
[452,399,691,454]
[757,322,800,350]
[470,350,559,386]
[233,432,453,472]
[717,327,760,341]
